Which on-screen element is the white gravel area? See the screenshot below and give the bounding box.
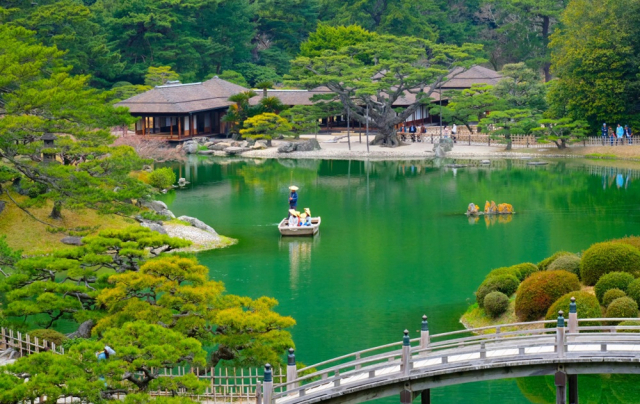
[164,223,236,252]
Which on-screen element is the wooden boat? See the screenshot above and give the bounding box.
[278,217,321,237]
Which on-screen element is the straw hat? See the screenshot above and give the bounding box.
[289,185,299,191]
[304,208,311,215]
[300,213,307,219]
[289,209,297,215]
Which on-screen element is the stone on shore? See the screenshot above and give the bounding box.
[140,221,168,235]
[143,200,168,212]
[178,215,219,236]
[278,139,321,153]
[224,146,249,155]
[198,150,215,155]
[61,236,83,246]
[183,140,198,154]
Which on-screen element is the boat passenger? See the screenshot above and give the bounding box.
[288,209,299,227]
[300,213,312,226]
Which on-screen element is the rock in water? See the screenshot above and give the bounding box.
[178,215,219,236]
[61,236,83,246]
[182,140,198,154]
[434,144,446,157]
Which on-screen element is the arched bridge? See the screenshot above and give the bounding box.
[261,302,640,404]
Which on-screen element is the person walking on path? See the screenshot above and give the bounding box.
[452,124,458,143]
[609,126,615,146]
[601,123,608,145]
[617,124,624,145]
[409,124,417,142]
[289,186,298,210]
[625,125,633,145]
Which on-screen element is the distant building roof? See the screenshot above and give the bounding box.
[442,65,502,89]
[115,77,249,114]
[250,88,334,106]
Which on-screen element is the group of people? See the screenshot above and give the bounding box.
[288,185,313,227]
[398,124,458,143]
[601,123,633,145]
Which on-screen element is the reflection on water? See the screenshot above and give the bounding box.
[279,236,320,293]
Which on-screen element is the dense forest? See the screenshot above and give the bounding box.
[0,0,566,87]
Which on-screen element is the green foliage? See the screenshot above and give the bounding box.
[432,84,501,133]
[580,242,640,285]
[145,66,180,87]
[299,23,376,57]
[289,27,483,146]
[28,329,68,347]
[603,289,627,308]
[606,297,639,322]
[544,291,602,327]
[95,256,296,367]
[533,118,589,149]
[612,236,640,251]
[235,63,283,87]
[475,274,520,308]
[509,263,539,281]
[594,272,635,304]
[240,113,293,142]
[626,279,640,307]
[538,251,573,271]
[617,320,640,332]
[546,254,581,278]
[147,167,177,190]
[493,63,547,112]
[217,71,249,88]
[484,291,510,318]
[515,270,581,321]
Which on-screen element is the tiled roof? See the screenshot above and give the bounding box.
[442,66,502,88]
[115,77,249,114]
[250,88,334,106]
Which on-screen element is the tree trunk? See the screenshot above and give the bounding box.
[465,124,474,134]
[370,127,400,147]
[505,138,512,151]
[50,200,62,219]
[541,16,552,82]
[231,132,242,140]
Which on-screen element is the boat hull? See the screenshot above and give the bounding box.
[279,217,321,237]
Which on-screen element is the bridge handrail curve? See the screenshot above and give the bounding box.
[295,319,555,374]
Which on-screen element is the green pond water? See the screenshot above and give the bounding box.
[161,157,640,403]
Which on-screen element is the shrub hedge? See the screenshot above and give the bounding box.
[147,167,177,190]
[476,274,520,308]
[606,297,639,322]
[547,254,581,278]
[537,251,573,271]
[544,291,602,327]
[580,242,640,285]
[594,272,635,304]
[627,279,640,307]
[515,270,581,321]
[603,289,627,308]
[618,320,640,332]
[28,329,67,347]
[484,291,510,318]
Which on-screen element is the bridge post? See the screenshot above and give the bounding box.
[287,348,298,394]
[568,374,578,404]
[402,329,411,376]
[568,297,578,335]
[256,380,262,404]
[555,370,567,404]
[556,311,566,358]
[420,315,430,353]
[263,363,273,404]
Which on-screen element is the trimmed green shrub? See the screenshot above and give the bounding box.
[485,266,515,279]
[606,297,638,322]
[537,251,573,271]
[618,320,640,332]
[626,279,640,307]
[580,242,640,285]
[147,167,176,190]
[509,263,538,281]
[594,272,635,304]
[28,329,67,347]
[612,236,640,251]
[484,291,510,318]
[603,289,627,308]
[547,254,581,278]
[476,274,520,308]
[544,291,602,327]
[515,270,581,321]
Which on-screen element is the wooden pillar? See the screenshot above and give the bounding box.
[142,117,146,136]
[421,390,430,404]
[170,117,173,138]
[568,375,578,404]
[555,371,567,404]
[178,116,182,139]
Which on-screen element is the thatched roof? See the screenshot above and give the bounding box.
[115,77,249,114]
[442,65,502,89]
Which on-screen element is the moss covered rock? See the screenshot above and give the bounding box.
[484,291,510,318]
[544,291,602,327]
[476,274,520,308]
[547,254,581,278]
[594,272,635,304]
[580,242,640,285]
[515,270,581,321]
[603,289,627,308]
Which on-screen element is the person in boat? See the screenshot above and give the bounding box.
[288,209,299,227]
[289,186,298,211]
[300,212,312,226]
[304,208,311,224]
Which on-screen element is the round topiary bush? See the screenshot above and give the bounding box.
[580,242,640,286]
[509,263,538,281]
[594,272,635,304]
[485,266,517,279]
[484,291,510,318]
[476,274,520,308]
[603,289,627,308]
[612,236,640,251]
[515,270,581,321]
[28,329,67,347]
[626,279,640,307]
[547,254,581,278]
[544,291,602,327]
[606,297,638,322]
[537,251,573,271]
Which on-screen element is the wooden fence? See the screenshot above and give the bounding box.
[0,327,65,358]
